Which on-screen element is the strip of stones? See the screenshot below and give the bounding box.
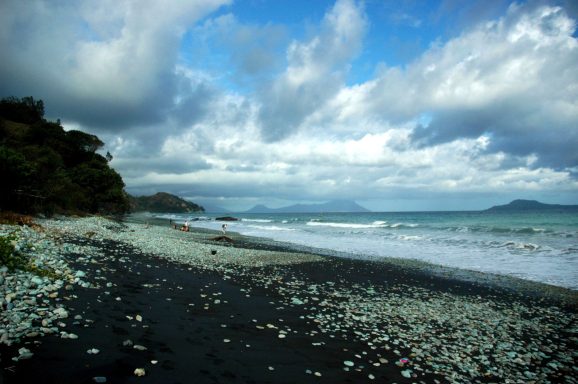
[0,223,96,362]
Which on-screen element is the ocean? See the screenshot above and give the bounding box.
[152,210,578,290]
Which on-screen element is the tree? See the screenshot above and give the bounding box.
[0,146,35,211]
[65,130,104,153]
[0,96,130,215]
[0,96,44,124]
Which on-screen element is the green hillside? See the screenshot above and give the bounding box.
[0,96,129,215]
[128,192,204,213]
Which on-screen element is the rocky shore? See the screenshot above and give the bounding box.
[1,216,577,383]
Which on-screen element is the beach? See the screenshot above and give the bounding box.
[1,216,577,383]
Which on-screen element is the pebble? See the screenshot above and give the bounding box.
[53,308,68,318]
[133,368,146,377]
[1,215,576,384]
[401,369,412,378]
[17,347,34,360]
[93,377,107,383]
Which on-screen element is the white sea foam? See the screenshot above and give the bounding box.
[398,235,423,241]
[242,219,274,223]
[388,223,418,229]
[247,225,295,231]
[306,221,387,229]
[499,241,540,251]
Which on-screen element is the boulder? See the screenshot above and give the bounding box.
[215,216,238,221]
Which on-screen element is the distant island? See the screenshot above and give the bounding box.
[245,200,370,213]
[128,192,204,213]
[486,199,578,212]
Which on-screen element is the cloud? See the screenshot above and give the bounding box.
[1,0,576,209]
[0,0,230,131]
[412,4,578,169]
[320,3,578,170]
[116,1,577,207]
[257,0,368,142]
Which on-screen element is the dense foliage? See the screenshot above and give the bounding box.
[0,96,129,215]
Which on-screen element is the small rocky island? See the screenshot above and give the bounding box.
[486,199,578,212]
[128,192,204,213]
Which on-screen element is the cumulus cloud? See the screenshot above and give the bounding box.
[316,3,578,170]
[257,0,368,141]
[118,1,577,207]
[1,0,576,209]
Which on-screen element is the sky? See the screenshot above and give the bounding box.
[1,0,577,212]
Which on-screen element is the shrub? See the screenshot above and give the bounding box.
[0,232,28,270]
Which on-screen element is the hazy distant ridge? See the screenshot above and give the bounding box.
[245,200,370,213]
[486,199,578,212]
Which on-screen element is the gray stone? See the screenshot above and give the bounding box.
[401,370,412,378]
[53,308,68,318]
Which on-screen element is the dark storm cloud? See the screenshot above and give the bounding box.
[0,0,228,136]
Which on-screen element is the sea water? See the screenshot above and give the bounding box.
[154,211,578,290]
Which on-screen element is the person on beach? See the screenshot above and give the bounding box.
[181,220,189,232]
[221,223,227,235]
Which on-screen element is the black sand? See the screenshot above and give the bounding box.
[0,226,576,383]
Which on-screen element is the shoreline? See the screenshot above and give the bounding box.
[136,215,578,306]
[1,216,577,383]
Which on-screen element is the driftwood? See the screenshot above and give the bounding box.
[211,235,234,243]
